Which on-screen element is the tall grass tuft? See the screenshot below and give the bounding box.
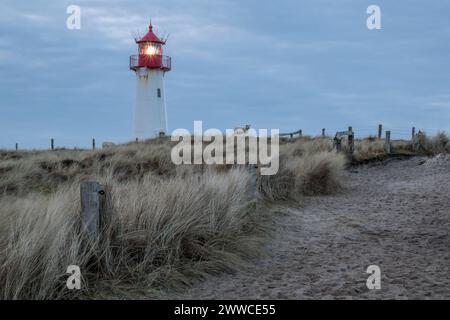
[287,151,347,196]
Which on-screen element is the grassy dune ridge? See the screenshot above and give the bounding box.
[0,132,448,299]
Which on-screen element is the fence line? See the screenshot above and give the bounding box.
[5,125,448,151]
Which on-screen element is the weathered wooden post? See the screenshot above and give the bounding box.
[80,181,106,241]
[290,133,293,139]
[51,138,54,150]
[411,127,416,140]
[348,126,354,155]
[322,128,326,137]
[135,137,139,143]
[384,131,391,153]
[15,143,18,151]
[299,129,302,137]
[92,138,96,150]
[378,124,382,139]
[335,137,342,152]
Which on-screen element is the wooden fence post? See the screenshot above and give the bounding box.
[15,143,18,151]
[384,131,391,153]
[334,137,342,152]
[378,124,382,139]
[322,128,325,137]
[135,137,139,143]
[80,181,106,241]
[411,127,416,140]
[92,139,96,150]
[299,129,302,137]
[348,127,354,155]
[51,138,54,150]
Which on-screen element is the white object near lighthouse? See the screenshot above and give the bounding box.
[130,23,172,139]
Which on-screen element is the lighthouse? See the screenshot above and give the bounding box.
[130,23,171,139]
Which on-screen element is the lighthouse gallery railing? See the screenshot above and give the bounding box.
[129,55,171,71]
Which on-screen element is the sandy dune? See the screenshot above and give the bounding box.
[175,155,450,299]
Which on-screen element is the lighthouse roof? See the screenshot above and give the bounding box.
[136,23,165,44]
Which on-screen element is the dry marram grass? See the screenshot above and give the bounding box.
[6,132,449,299]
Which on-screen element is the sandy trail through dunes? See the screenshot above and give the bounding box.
[174,155,450,299]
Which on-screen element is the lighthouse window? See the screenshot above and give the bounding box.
[157,88,161,98]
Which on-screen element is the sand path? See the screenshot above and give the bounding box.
[176,155,450,299]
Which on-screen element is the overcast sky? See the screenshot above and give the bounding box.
[1,0,450,149]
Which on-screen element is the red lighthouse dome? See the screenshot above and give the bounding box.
[130,23,171,72]
[137,23,165,44]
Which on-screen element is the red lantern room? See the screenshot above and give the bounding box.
[129,23,171,72]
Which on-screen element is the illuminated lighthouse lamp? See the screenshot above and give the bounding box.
[130,23,171,139]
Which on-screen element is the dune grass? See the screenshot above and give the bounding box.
[0,168,265,299]
[2,132,448,299]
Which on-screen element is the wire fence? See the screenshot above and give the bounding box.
[282,125,448,140]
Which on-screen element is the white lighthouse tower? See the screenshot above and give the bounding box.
[130,23,172,139]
